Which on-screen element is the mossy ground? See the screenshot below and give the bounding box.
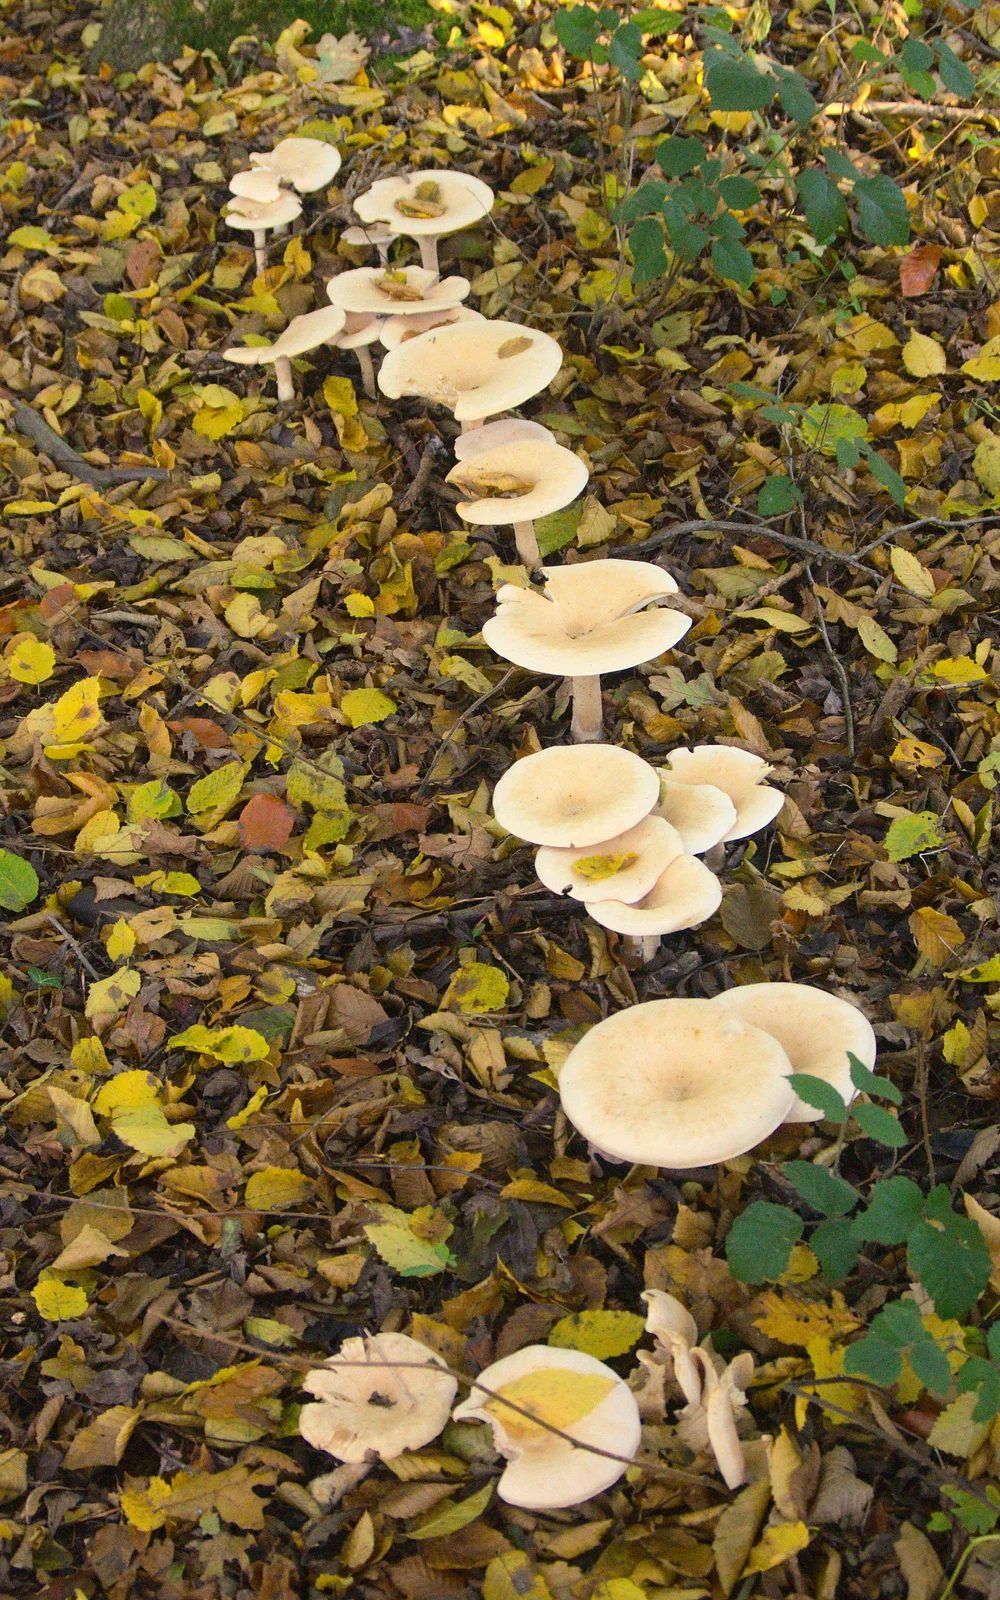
[93,0,432,73]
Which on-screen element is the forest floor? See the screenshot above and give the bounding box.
[5,0,1000,1597]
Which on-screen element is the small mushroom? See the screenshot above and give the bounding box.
[535,815,683,904]
[379,304,485,350]
[299,1332,458,1463]
[677,1348,755,1490]
[354,168,495,274]
[492,743,660,849]
[557,997,796,1167]
[230,168,283,204]
[378,319,563,428]
[658,747,784,843]
[453,417,556,459]
[586,852,723,964]
[225,304,347,403]
[447,438,589,570]
[225,190,303,273]
[641,1290,702,1408]
[332,312,386,399]
[250,136,342,193]
[482,561,691,740]
[451,1344,641,1509]
[341,221,398,266]
[327,264,471,319]
[709,981,878,1122]
[652,776,738,855]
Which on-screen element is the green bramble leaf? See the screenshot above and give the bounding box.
[908,1193,991,1318]
[795,168,847,244]
[936,41,974,99]
[553,4,602,57]
[786,1073,847,1123]
[851,1177,924,1244]
[909,1338,953,1398]
[718,174,761,209]
[711,237,755,288]
[849,1054,902,1104]
[853,175,910,247]
[656,135,707,177]
[725,1201,803,1283]
[775,69,817,123]
[782,1162,859,1219]
[629,216,669,283]
[758,475,800,516]
[704,50,776,110]
[810,1218,860,1283]
[842,1330,902,1386]
[852,1104,907,1148]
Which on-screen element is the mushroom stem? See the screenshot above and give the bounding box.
[252,229,268,274]
[459,418,483,435]
[274,355,295,404]
[354,344,377,399]
[513,519,541,570]
[417,236,441,276]
[639,935,661,963]
[570,675,604,743]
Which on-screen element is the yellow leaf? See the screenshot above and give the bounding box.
[186,760,246,817]
[32,1279,89,1321]
[227,1084,268,1130]
[485,1369,616,1440]
[168,1023,268,1062]
[51,677,103,743]
[84,967,141,1019]
[344,592,375,617]
[743,1520,811,1575]
[909,905,964,963]
[226,593,269,638]
[973,435,1000,495]
[106,918,136,963]
[752,1289,861,1349]
[93,1070,160,1117]
[574,852,638,881]
[890,546,935,598]
[547,1308,645,1358]
[72,1036,110,1074]
[199,672,241,713]
[500,1178,575,1208]
[931,655,989,685]
[340,687,396,727]
[113,1104,195,1158]
[193,401,244,439]
[244,1166,314,1210]
[441,962,510,1014]
[51,1223,128,1272]
[856,614,897,663]
[8,635,55,684]
[892,737,945,771]
[48,1086,100,1147]
[901,331,946,377]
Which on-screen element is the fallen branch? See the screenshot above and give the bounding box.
[606,518,882,579]
[3,394,170,486]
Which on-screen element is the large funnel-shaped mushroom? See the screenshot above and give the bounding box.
[453,418,556,459]
[327,265,471,319]
[378,319,562,426]
[250,137,342,194]
[225,304,347,402]
[535,815,683,904]
[355,169,494,273]
[658,747,784,843]
[482,560,691,740]
[447,438,589,569]
[587,851,723,963]
[492,743,660,849]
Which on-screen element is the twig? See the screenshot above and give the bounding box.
[805,560,856,756]
[398,435,446,514]
[415,666,518,798]
[730,562,804,617]
[3,396,170,487]
[606,518,882,579]
[44,913,102,980]
[826,99,999,122]
[915,1037,937,1188]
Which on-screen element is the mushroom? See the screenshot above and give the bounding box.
[658,747,784,843]
[327,264,471,320]
[377,319,563,430]
[224,304,347,403]
[451,1344,641,1509]
[341,222,398,266]
[447,438,589,570]
[482,561,691,740]
[586,852,723,963]
[379,304,485,350]
[225,190,303,273]
[492,743,660,849]
[250,136,342,194]
[557,997,796,1167]
[535,815,683,904]
[677,1349,755,1490]
[709,982,878,1122]
[331,312,386,399]
[652,777,738,855]
[299,1331,458,1463]
[354,169,495,274]
[641,1290,702,1408]
[453,417,556,459]
[230,168,283,205]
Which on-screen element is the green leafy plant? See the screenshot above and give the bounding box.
[731,382,908,511]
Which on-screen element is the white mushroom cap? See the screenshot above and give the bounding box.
[342,222,398,251]
[679,1348,754,1489]
[334,311,386,350]
[641,1289,702,1408]
[447,439,589,528]
[653,779,738,855]
[451,1344,641,1509]
[558,998,796,1167]
[453,417,556,459]
[224,304,347,366]
[379,305,485,350]
[225,190,303,233]
[378,320,563,422]
[709,982,878,1122]
[299,1332,458,1463]
[660,747,783,843]
[535,815,683,904]
[230,168,283,204]
[492,744,660,848]
[587,852,722,937]
[355,169,494,239]
[250,137,342,193]
[482,560,690,678]
[327,266,470,317]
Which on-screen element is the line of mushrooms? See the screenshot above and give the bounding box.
[221,139,884,1517]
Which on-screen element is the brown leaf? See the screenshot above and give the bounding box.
[125,239,161,289]
[899,244,942,297]
[238,792,296,850]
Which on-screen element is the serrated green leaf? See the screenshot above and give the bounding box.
[786,1073,847,1122]
[656,135,706,177]
[783,1162,859,1218]
[852,1177,924,1244]
[849,1054,902,1104]
[704,50,775,110]
[810,1217,861,1283]
[910,1338,954,1399]
[852,1104,907,1148]
[796,168,847,244]
[854,175,910,247]
[908,1210,991,1319]
[726,1201,803,1283]
[842,1332,902,1386]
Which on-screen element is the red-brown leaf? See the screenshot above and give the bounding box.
[125,239,161,289]
[167,717,231,749]
[238,792,295,850]
[899,244,942,298]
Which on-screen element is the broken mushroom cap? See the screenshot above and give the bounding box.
[447,439,589,527]
[641,1290,702,1408]
[378,319,563,423]
[558,997,796,1167]
[535,815,683,904]
[709,981,878,1122]
[299,1332,458,1463]
[653,779,738,856]
[250,136,342,193]
[379,305,485,350]
[659,747,784,843]
[586,851,722,937]
[334,311,386,350]
[492,744,660,849]
[355,168,494,239]
[483,560,690,678]
[451,1344,641,1509]
[327,265,471,318]
[230,168,283,204]
[679,1348,754,1490]
[225,304,347,366]
[453,417,556,459]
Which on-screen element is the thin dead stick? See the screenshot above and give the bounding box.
[44,913,102,980]
[730,562,804,617]
[415,666,517,797]
[607,518,882,580]
[3,395,170,487]
[915,1037,937,1188]
[827,99,1000,122]
[805,560,856,757]
[159,1315,714,1485]
[398,434,446,514]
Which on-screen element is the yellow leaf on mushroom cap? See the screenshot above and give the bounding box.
[484,1369,617,1440]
